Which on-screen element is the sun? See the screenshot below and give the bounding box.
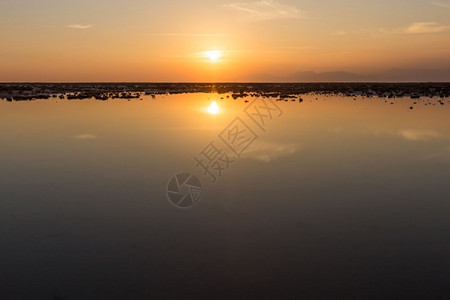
[207,101,220,114]
[204,50,222,62]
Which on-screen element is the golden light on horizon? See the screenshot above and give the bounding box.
[1,1,450,82]
[206,101,220,114]
[204,50,223,62]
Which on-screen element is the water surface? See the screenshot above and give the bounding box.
[1,94,449,299]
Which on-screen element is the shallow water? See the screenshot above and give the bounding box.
[1,94,449,299]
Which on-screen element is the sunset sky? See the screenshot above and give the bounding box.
[1,0,450,81]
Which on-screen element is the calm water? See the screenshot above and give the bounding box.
[1,94,449,299]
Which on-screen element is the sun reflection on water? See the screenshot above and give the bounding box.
[207,101,220,115]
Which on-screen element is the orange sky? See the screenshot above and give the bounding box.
[1,0,449,81]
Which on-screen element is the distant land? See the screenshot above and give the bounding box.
[245,68,450,82]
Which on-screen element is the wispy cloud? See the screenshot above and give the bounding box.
[66,24,93,30]
[336,22,449,37]
[242,141,300,163]
[72,134,96,140]
[432,1,450,8]
[404,22,449,34]
[224,0,306,22]
[152,33,224,37]
[277,46,312,50]
[333,127,450,142]
[330,30,349,36]
[398,129,446,141]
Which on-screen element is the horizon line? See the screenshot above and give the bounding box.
[1,81,450,84]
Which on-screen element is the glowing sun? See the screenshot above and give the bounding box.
[204,50,222,62]
[207,101,220,114]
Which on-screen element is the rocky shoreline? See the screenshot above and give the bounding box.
[0,82,449,101]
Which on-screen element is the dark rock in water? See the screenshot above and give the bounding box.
[232,92,247,99]
[1,82,449,103]
[410,106,414,110]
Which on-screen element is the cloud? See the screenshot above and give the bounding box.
[277,46,312,50]
[242,141,300,163]
[432,1,450,8]
[398,129,449,141]
[330,30,349,36]
[223,0,305,22]
[404,22,449,34]
[336,127,450,142]
[72,134,96,140]
[344,23,449,37]
[66,24,93,30]
[152,33,224,37]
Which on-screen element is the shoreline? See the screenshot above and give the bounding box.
[1,82,449,101]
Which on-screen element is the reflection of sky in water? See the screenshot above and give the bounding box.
[0,94,449,299]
